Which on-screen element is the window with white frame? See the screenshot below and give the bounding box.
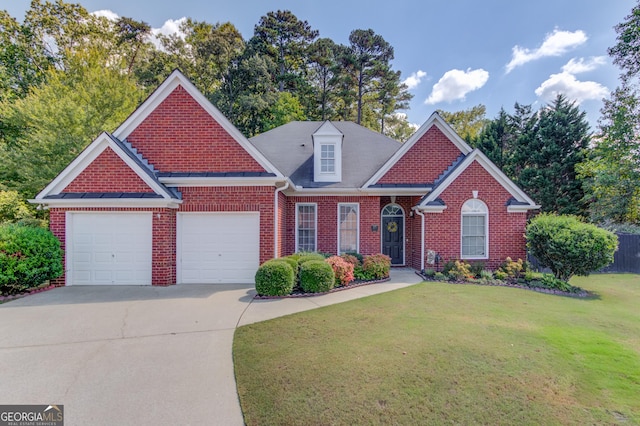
[461,199,488,258]
[296,204,317,252]
[338,203,359,254]
[320,144,335,173]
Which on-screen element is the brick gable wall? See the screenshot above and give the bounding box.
[62,147,153,193]
[126,86,266,173]
[377,126,463,184]
[423,162,527,269]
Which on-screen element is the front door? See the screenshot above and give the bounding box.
[381,204,404,265]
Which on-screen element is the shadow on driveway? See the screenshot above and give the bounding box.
[1,283,256,307]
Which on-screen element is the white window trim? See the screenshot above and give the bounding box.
[337,203,359,255]
[295,203,317,253]
[320,144,335,174]
[460,199,489,260]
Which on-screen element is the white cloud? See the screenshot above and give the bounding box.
[506,29,588,73]
[91,9,119,21]
[535,71,609,104]
[150,17,187,49]
[425,68,489,105]
[403,70,427,90]
[561,56,607,74]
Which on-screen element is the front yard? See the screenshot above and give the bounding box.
[233,274,640,425]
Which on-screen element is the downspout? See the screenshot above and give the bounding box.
[274,181,290,258]
[414,208,425,272]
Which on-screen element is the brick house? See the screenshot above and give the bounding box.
[32,70,539,286]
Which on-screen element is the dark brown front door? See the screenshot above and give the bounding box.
[382,215,404,265]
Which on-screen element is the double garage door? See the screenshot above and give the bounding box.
[67,212,259,285]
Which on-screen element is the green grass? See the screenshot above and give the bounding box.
[233,274,640,425]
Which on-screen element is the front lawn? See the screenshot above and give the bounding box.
[233,274,640,425]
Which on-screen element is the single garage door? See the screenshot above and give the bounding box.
[178,212,260,284]
[68,213,152,285]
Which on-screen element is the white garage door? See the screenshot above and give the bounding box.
[178,212,260,284]
[68,213,152,285]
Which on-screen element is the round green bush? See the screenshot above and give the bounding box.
[0,224,63,295]
[299,260,335,293]
[254,260,295,296]
[526,213,618,282]
[278,256,299,276]
[297,252,326,265]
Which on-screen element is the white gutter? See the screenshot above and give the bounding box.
[414,208,426,272]
[274,181,290,258]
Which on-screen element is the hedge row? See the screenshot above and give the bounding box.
[254,252,391,296]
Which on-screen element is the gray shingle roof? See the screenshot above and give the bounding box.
[249,121,401,188]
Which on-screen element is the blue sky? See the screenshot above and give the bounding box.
[2,0,636,129]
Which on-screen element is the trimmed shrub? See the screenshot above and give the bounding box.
[362,254,391,280]
[340,253,360,268]
[0,224,63,295]
[255,260,295,296]
[344,251,364,264]
[297,252,326,265]
[326,256,354,286]
[526,213,618,282]
[278,256,299,276]
[299,260,335,293]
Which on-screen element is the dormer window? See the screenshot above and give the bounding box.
[320,144,335,173]
[313,121,343,182]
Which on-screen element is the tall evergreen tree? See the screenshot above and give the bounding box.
[474,108,510,169]
[250,10,318,93]
[577,1,640,224]
[521,95,590,215]
[347,29,394,124]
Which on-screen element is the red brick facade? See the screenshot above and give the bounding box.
[63,147,153,193]
[43,73,535,286]
[284,196,381,256]
[126,86,266,173]
[378,126,463,184]
[423,162,528,269]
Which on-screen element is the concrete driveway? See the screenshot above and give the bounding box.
[0,269,422,426]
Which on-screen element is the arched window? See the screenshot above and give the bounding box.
[461,199,488,259]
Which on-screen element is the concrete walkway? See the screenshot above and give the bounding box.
[0,268,422,426]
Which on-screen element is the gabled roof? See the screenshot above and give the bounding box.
[249,121,401,189]
[363,112,473,188]
[32,132,181,208]
[417,149,540,212]
[113,69,283,178]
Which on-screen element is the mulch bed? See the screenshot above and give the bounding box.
[417,272,594,298]
[0,283,58,303]
[254,277,391,299]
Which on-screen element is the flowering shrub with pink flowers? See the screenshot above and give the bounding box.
[325,256,355,286]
